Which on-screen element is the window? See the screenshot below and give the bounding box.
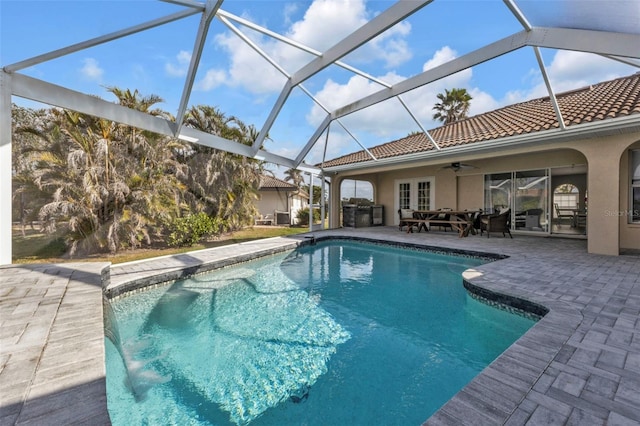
[417,181,431,210]
[398,182,411,210]
[631,150,640,223]
[553,184,579,210]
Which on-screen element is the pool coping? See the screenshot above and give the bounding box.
[3,228,640,425]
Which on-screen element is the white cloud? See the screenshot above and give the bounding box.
[306,74,389,126]
[294,0,412,68]
[80,58,103,81]
[165,50,192,77]
[286,0,368,51]
[531,50,636,98]
[196,68,228,91]
[208,0,414,95]
[283,3,299,26]
[423,46,457,72]
[496,51,638,106]
[367,24,412,68]
[213,31,290,94]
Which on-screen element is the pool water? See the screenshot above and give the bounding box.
[105,240,536,425]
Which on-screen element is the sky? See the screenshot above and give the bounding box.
[1,0,638,178]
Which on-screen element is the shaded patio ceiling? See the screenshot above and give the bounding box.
[2,0,640,175]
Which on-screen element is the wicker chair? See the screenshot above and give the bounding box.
[479,208,512,238]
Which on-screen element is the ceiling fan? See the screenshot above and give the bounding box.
[441,162,476,172]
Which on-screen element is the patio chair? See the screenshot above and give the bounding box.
[479,208,512,238]
[471,210,483,232]
[398,208,415,231]
[554,203,574,225]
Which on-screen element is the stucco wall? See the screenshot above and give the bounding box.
[256,191,288,218]
[457,175,484,211]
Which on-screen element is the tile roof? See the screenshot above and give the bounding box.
[321,72,640,168]
[258,175,299,191]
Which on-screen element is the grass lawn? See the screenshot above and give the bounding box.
[12,225,310,264]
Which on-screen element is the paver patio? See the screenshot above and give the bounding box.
[1,227,639,425]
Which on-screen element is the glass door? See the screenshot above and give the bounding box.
[484,170,550,233]
[484,172,512,213]
[514,169,549,232]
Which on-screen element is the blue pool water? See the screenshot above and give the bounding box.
[105,240,536,425]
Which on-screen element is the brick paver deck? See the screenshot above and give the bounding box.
[2,228,639,425]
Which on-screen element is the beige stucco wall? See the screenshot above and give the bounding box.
[327,131,640,255]
[256,191,289,218]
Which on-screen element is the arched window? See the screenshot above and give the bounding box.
[553,184,579,210]
[631,149,640,223]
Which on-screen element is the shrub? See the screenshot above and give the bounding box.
[168,212,223,247]
[295,207,321,226]
[35,236,67,258]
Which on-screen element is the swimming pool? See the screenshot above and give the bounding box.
[105,240,536,425]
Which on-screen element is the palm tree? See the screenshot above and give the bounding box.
[284,168,304,188]
[432,88,472,124]
[16,88,187,256]
[12,105,57,235]
[182,105,262,230]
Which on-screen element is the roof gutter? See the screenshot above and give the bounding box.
[321,115,640,174]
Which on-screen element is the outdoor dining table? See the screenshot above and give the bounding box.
[408,210,480,237]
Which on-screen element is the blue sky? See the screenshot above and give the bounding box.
[1,0,637,173]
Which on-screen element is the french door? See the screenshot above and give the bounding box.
[396,177,434,216]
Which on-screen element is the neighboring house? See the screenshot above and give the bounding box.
[321,73,640,256]
[256,175,309,225]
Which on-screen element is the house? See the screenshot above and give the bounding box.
[256,175,309,225]
[320,73,640,256]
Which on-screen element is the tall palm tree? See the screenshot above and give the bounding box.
[284,168,304,188]
[432,88,472,124]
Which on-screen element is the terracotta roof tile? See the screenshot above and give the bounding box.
[321,73,640,168]
[258,175,298,190]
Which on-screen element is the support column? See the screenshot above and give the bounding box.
[328,175,341,229]
[585,150,620,255]
[307,171,314,233]
[319,172,326,230]
[0,71,12,265]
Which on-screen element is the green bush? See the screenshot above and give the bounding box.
[168,212,223,247]
[34,236,68,257]
[295,207,321,226]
